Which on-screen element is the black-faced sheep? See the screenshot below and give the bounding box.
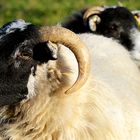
[0,19,140,140]
[61,6,140,67]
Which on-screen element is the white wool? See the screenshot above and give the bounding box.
[79,33,140,139]
[80,33,140,99]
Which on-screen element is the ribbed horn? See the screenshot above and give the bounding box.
[83,6,104,22]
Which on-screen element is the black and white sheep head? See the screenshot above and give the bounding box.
[0,22,90,107]
[83,6,140,65]
[84,6,139,50]
[0,20,60,107]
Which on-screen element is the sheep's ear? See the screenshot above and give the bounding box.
[88,15,101,32]
[33,41,58,63]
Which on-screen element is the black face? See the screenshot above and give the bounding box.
[0,20,56,107]
[95,7,138,50]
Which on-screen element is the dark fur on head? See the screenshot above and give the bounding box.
[62,6,138,50]
[0,20,56,107]
[95,7,138,50]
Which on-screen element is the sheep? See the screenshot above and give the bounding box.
[1,18,140,140]
[61,6,140,67]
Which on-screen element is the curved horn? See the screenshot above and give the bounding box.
[39,26,90,94]
[83,6,104,22]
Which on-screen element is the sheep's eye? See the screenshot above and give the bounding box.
[20,49,33,59]
[21,52,32,58]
